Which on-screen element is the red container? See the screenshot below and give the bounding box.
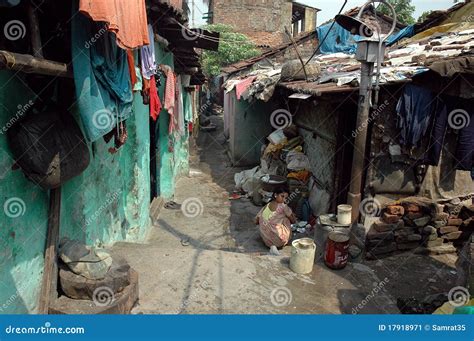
[325,232,350,270]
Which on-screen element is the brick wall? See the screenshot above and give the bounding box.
[212,0,295,46]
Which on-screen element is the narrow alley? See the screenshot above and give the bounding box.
[111,115,458,315]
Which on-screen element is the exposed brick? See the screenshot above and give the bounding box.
[405,212,424,220]
[386,205,405,216]
[383,213,401,224]
[447,218,463,226]
[439,226,460,235]
[425,239,443,248]
[373,220,404,233]
[397,242,421,251]
[443,232,463,241]
[404,203,421,213]
[413,216,431,227]
[435,212,449,221]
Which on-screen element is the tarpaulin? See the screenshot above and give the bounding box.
[386,25,415,46]
[316,22,358,54]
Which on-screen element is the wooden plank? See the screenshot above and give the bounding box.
[0,51,72,78]
[27,0,43,58]
[38,188,61,314]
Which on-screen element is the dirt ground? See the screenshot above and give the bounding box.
[111,114,459,314]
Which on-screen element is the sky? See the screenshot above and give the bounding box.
[190,0,457,27]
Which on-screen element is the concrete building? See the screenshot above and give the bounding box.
[209,0,320,47]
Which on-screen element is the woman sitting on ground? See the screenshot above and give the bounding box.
[255,187,297,251]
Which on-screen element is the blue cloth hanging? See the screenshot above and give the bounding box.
[386,25,415,46]
[316,22,359,54]
[72,11,133,142]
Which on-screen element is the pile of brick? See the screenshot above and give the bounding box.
[366,202,474,259]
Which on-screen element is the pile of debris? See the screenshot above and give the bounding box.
[367,199,474,259]
[235,125,318,225]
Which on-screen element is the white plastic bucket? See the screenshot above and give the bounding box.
[290,238,316,274]
[337,204,352,225]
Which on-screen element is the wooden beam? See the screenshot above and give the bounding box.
[27,0,43,58]
[38,188,61,314]
[0,51,72,78]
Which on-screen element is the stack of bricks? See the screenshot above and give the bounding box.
[366,202,474,259]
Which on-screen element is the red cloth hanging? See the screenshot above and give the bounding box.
[126,50,138,89]
[149,76,162,121]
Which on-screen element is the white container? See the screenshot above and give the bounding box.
[337,204,352,225]
[290,238,316,274]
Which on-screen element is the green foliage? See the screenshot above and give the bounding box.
[201,24,260,77]
[417,10,433,23]
[378,0,416,25]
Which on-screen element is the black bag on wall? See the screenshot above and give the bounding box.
[7,102,90,189]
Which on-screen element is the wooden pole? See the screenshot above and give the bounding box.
[26,2,63,314]
[38,188,61,314]
[27,0,43,58]
[0,51,72,78]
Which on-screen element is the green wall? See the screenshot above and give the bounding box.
[0,40,191,314]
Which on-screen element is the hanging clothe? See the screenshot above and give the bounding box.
[149,76,162,121]
[140,24,157,80]
[425,98,474,171]
[126,50,138,90]
[72,12,133,142]
[176,75,185,136]
[235,76,257,100]
[79,0,149,50]
[396,84,436,148]
[162,65,177,134]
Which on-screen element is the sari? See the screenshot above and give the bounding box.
[256,203,293,248]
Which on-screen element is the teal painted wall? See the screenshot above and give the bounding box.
[155,43,190,199]
[0,71,152,313]
[0,39,192,314]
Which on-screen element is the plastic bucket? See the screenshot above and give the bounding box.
[290,238,316,274]
[337,204,352,225]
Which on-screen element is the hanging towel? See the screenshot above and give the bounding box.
[176,75,185,136]
[149,76,162,121]
[140,24,157,80]
[72,11,133,142]
[79,0,149,50]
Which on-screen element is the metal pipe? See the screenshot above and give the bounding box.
[347,61,374,223]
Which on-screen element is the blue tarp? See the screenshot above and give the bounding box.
[317,22,416,54]
[316,22,359,54]
[386,25,415,46]
[72,12,133,142]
